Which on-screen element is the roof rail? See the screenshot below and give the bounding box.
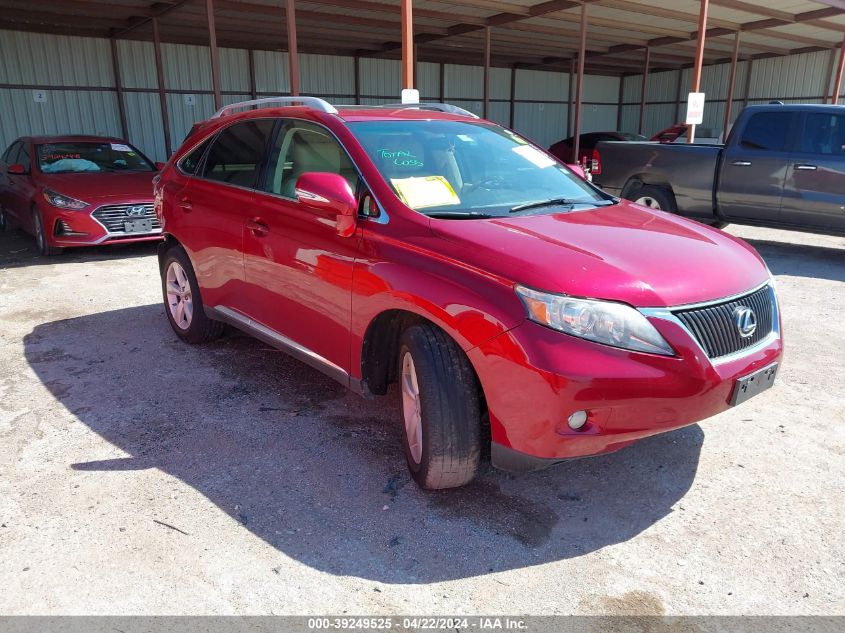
[210,96,338,119]
[373,102,480,119]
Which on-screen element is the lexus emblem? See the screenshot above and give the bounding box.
[734,306,757,338]
[127,206,146,217]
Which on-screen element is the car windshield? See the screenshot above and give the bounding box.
[37,142,154,174]
[347,120,609,218]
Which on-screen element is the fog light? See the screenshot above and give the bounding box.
[568,410,588,430]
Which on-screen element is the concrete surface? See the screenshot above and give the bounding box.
[0,223,842,616]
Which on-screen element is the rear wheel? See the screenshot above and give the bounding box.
[31,208,62,256]
[161,246,224,344]
[630,185,728,229]
[630,185,676,212]
[0,207,8,232]
[398,324,482,490]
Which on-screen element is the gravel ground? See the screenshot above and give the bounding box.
[0,223,843,616]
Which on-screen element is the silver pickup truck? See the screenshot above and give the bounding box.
[593,104,845,236]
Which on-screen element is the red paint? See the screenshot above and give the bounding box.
[0,135,161,250]
[156,105,783,465]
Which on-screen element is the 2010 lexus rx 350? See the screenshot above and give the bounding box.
[154,98,783,489]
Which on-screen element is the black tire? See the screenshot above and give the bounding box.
[703,219,730,229]
[0,207,8,233]
[31,207,62,256]
[627,184,677,213]
[161,245,225,344]
[397,323,482,489]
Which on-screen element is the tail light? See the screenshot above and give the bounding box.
[590,149,602,176]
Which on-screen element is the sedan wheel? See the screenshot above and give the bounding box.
[165,260,194,330]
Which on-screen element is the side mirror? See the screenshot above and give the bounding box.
[295,172,358,238]
[7,164,26,175]
[566,163,587,180]
[154,161,166,170]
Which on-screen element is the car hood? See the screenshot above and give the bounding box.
[430,202,769,308]
[39,172,156,202]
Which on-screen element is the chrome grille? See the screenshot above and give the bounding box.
[91,203,161,234]
[673,285,775,359]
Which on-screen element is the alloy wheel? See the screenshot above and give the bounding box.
[165,261,194,330]
[401,351,423,465]
[634,196,662,210]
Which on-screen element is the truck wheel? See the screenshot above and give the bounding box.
[398,323,482,490]
[630,185,676,213]
[161,246,225,344]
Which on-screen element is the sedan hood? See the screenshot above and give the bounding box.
[40,172,156,202]
[430,202,769,308]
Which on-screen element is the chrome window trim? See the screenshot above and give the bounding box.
[639,281,780,366]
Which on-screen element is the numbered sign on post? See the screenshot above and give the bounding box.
[686,92,705,125]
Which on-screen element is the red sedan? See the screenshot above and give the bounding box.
[0,135,163,255]
[155,98,782,489]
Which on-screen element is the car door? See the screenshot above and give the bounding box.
[717,110,796,223]
[175,118,275,312]
[0,141,21,214]
[242,119,363,378]
[2,142,33,224]
[780,111,845,232]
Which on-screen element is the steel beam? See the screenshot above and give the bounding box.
[687,0,709,144]
[286,0,300,96]
[152,17,172,159]
[833,34,845,105]
[723,31,740,140]
[402,0,414,89]
[207,0,222,109]
[638,46,650,135]
[572,2,587,164]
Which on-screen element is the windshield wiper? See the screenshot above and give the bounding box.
[425,211,495,219]
[510,198,579,213]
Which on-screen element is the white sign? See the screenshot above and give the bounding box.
[33,90,47,103]
[401,88,419,104]
[686,92,705,125]
[184,94,196,106]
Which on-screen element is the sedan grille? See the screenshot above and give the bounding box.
[673,285,775,359]
[91,203,161,234]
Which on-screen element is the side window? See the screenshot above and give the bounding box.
[3,141,20,164]
[179,138,211,175]
[799,113,845,156]
[200,119,274,188]
[740,112,793,152]
[264,120,360,199]
[19,146,31,171]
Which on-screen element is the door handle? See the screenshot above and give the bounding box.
[732,160,752,167]
[178,198,192,211]
[794,164,817,171]
[247,218,269,236]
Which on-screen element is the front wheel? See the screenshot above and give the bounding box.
[398,324,482,490]
[32,208,62,256]
[161,246,224,344]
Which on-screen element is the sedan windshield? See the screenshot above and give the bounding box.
[37,142,154,174]
[347,120,610,218]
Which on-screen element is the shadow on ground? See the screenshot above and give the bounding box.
[24,303,703,583]
[0,226,158,269]
[744,237,845,283]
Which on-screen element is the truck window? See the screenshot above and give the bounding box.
[799,113,845,155]
[740,112,792,152]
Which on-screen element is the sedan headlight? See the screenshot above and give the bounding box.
[43,189,88,210]
[515,285,675,356]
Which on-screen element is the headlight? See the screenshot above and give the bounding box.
[515,285,675,356]
[43,189,88,210]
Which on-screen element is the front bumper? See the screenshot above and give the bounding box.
[468,297,783,470]
[40,199,163,248]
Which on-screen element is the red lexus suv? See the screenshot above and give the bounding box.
[0,135,163,255]
[155,97,783,489]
